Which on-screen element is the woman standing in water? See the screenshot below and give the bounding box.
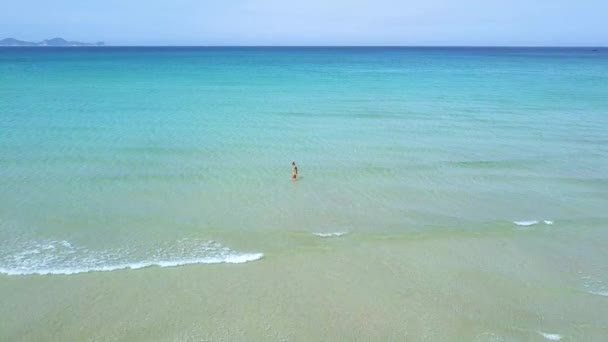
[292,161,298,180]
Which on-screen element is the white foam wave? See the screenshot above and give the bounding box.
[588,290,608,297]
[581,275,608,297]
[539,332,562,341]
[0,253,263,276]
[313,232,348,237]
[513,220,554,227]
[513,220,539,226]
[0,238,262,276]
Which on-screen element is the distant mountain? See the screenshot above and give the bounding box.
[0,37,104,47]
[38,37,105,46]
[0,38,38,46]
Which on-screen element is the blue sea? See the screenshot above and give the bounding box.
[1,47,607,340]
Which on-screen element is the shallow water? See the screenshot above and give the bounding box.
[0,47,607,340]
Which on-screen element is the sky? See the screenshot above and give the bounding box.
[1,0,607,46]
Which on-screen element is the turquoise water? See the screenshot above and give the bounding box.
[1,47,607,276]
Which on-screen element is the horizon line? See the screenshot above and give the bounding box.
[1,45,605,48]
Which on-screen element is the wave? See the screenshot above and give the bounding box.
[0,238,262,276]
[539,332,562,341]
[0,253,263,276]
[588,290,608,297]
[582,275,608,297]
[313,231,348,237]
[513,220,554,226]
[513,220,539,226]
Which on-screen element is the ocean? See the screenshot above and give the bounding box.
[1,47,607,340]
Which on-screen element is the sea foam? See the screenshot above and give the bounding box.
[313,232,348,237]
[513,220,539,226]
[539,332,562,341]
[0,238,262,276]
[513,220,554,227]
[588,290,608,297]
[582,275,608,297]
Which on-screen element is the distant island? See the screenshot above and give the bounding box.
[0,38,104,47]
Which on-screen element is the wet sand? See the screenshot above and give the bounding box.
[2,231,607,341]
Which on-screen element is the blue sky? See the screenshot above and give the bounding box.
[1,0,607,46]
